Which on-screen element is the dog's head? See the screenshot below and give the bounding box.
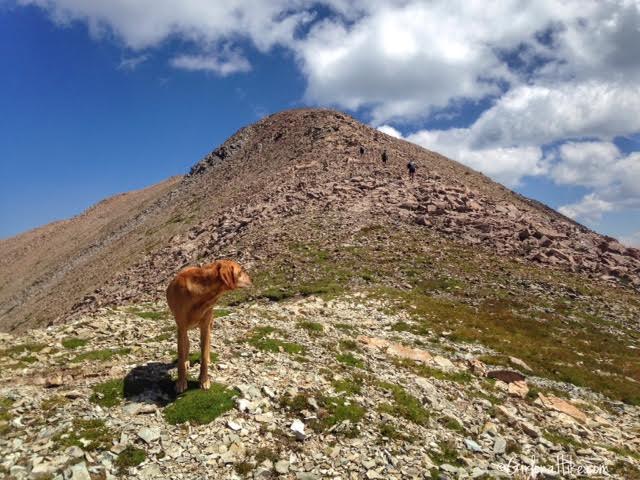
[217,260,252,290]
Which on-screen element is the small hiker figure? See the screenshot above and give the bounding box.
[359,146,365,156]
[381,149,388,165]
[407,160,416,180]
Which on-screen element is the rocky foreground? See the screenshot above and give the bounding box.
[1,295,639,479]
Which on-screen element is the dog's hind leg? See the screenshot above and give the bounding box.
[176,324,190,394]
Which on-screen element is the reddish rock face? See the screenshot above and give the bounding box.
[538,394,588,424]
[487,370,526,383]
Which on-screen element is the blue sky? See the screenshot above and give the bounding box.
[1,1,639,245]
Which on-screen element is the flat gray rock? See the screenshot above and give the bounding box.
[69,462,91,480]
[137,427,161,444]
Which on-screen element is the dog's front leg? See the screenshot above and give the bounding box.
[199,318,212,390]
[176,326,189,394]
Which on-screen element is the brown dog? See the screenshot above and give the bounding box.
[166,259,252,393]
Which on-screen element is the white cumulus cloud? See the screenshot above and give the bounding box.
[551,141,622,188]
[401,128,547,187]
[554,145,640,223]
[17,0,313,51]
[558,194,616,223]
[376,125,402,139]
[467,82,640,149]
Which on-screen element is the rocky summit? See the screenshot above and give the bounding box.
[0,108,639,479]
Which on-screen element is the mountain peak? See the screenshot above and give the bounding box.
[1,109,638,333]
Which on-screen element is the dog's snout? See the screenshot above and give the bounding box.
[240,272,253,287]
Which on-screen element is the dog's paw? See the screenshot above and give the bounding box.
[175,378,188,394]
[199,377,211,390]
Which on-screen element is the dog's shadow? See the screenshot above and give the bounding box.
[123,361,199,406]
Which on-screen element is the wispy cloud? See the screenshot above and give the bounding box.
[170,50,251,76]
[117,54,148,71]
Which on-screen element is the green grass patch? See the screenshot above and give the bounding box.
[338,339,360,351]
[526,385,542,403]
[279,392,311,413]
[115,445,146,473]
[473,388,503,406]
[607,445,640,462]
[0,397,13,435]
[420,277,464,292]
[90,379,124,408]
[190,350,218,365]
[72,347,131,363]
[62,337,89,349]
[150,332,173,343]
[0,343,46,357]
[41,395,67,411]
[378,423,413,443]
[214,308,232,318]
[261,287,296,302]
[260,280,343,301]
[390,320,432,336]
[332,376,364,396]
[298,279,343,297]
[393,358,472,383]
[297,320,324,334]
[280,392,366,437]
[374,283,640,405]
[53,418,113,451]
[336,353,365,369]
[477,354,511,368]
[234,461,254,476]
[171,351,219,365]
[251,326,278,336]
[609,460,640,480]
[543,429,586,449]
[391,321,413,332]
[0,397,13,416]
[314,396,365,436]
[254,447,280,463]
[249,336,304,354]
[127,307,170,320]
[334,323,356,332]
[438,415,465,433]
[246,326,305,355]
[377,381,429,425]
[525,384,570,403]
[505,439,522,455]
[164,383,237,425]
[429,440,464,467]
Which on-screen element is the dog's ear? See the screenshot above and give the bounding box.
[219,262,237,289]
